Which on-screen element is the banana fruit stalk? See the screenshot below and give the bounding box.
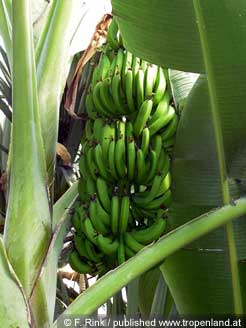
[69,17,179,276]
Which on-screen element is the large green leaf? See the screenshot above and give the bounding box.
[113,0,246,314]
[4,0,51,298]
[0,238,31,327]
[53,197,246,323]
[112,0,204,73]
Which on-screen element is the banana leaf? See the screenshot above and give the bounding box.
[112,0,246,315]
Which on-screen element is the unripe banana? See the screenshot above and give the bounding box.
[161,113,179,141]
[89,199,108,235]
[111,195,120,236]
[97,235,119,255]
[111,74,127,115]
[96,177,111,213]
[74,234,90,259]
[136,68,145,109]
[140,127,150,156]
[84,239,103,263]
[125,69,135,113]
[149,105,175,137]
[153,67,166,105]
[130,217,166,244]
[119,195,130,233]
[69,250,94,274]
[124,233,145,253]
[122,50,133,90]
[136,148,147,184]
[118,236,126,264]
[144,64,158,99]
[82,217,98,245]
[133,99,153,137]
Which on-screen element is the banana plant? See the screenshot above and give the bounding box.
[1,0,246,327]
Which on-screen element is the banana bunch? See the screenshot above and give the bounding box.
[69,18,179,276]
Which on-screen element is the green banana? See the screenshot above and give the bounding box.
[74,234,90,259]
[92,81,111,117]
[127,140,136,181]
[132,55,141,95]
[161,113,179,141]
[89,200,108,235]
[111,74,127,115]
[133,174,164,206]
[69,250,94,274]
[79,152,89,180]
[133,99,153,137]
[94,197,111,226]
[108,140,119,180]
[157,149,169,172]
[97,234,119,255]
[101,121,116,162]
[125,245,136,258]
[115,122,126,178]
[91,65,100,90]
[108,54,117,77]
[82,217,98,245]
[153,67,166,105]
[130,217,166,244]
[78,178,89,203]
[71,208,82,233]
[149,105,175,137]
[96,177,111,213]
[84,239,103,262]
[111,195,120,236]
[140,127,150,156]
[151,134,162,159]
[155,173,171,198]
[86,147,98,180]
[140,59,148,72]
[118,236,126,265]
[99,78,117,116]
[122,50,133,90]
[125,69,135,113]
[97,53,111,80]
[114,48,124,75]
[144,64,158,99]
[119,195,130,233]
[93,117,104,143]
[124,233,145,253]
[115,138,126,178]
[136,148,147,184]
[145,189,172,210]
[136,68,145,109]
[94,144,111,181]
[85,176,96,198]
[149,92,171,125]
[85,92,98,120]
